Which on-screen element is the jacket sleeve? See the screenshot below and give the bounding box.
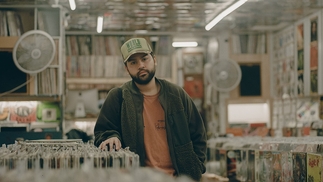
[93,87,123,147]
[184,90,207,170]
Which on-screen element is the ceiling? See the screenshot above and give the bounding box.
[1,0,323,35]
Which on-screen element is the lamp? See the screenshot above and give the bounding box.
[68,0,76,10]
[205,0,248,31]
[172,42,198,48]
[97,16,104,33]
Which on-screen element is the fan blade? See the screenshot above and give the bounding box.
[17,53,33,70]
[21,35,37,50]
[17,52,31,64]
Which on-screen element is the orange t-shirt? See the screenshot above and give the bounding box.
[143,93,175,176]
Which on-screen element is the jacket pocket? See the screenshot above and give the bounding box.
[170,111,190,145]
[174,141,204,181]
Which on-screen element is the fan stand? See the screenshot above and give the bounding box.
[204,58,242,136]
[74,102,86,118]
[218,92,230,135]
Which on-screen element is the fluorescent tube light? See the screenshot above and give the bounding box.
[69,0,76,10]
[97,16,104,33]
[135,30,148,34]
[205,0,248,31]
[172,42,198,47]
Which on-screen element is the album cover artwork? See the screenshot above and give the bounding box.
[292,152,307,182]
[255,150,273,182]
[281,151,293,182]
[0,102,9,121]
[236,147,248,181]
[247,149,256,182]
[218,149,227,177]
[272,152,282,182]
[9,101,37,123]
[184,77,204,98]
[307,153,322,182]
[37,102,61,122]
[310,69,318,94]
[226,149,241,179]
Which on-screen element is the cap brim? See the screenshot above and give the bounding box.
[123,50,151,63]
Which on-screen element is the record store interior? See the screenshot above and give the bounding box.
[1,0,323,181]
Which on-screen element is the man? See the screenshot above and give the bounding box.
[94,37,206,181]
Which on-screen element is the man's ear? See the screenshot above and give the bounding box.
[154,57,157,65]
[124,63,129,72]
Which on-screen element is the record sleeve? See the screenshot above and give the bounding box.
[9,101,37,123]
[292,152,307,182]
[306,153,322,182]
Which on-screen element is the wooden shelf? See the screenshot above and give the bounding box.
[65,117,97,122]
[0,95,61,101]
[66,77,131,85]
[229,53,269,64]
[66,77,174,85]
[0,36,19,51]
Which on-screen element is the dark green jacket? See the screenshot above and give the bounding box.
[94,78,207,181]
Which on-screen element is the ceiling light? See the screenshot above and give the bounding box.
[97,16,103,33]
[145,20,154,24]
[69,0,76,10]
[135,30,148,34]
[172,42,198,48]
[205,0,248,31]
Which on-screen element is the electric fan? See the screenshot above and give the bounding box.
[12,30,56,75]
[204,58,242,136]
[206,58,242,92]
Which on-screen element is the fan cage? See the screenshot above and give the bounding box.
[207,59,242,92]
[12,30,56,75]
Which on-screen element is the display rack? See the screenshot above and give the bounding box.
[270,10,323,136]
[0,5,65,143]
[206,137,323,182]
[272,25,296,98]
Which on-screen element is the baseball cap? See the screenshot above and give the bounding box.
[120,38,153,63]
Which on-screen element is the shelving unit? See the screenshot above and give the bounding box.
[0,36,19,51]
[228,33,271,100]
[270,10,323,136]
[0,5,65,144]
[64,34,176,88]
[221,33,272,133]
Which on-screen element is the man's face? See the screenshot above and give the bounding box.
[125,53,156,85]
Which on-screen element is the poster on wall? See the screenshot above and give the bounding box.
[310,17,318,94]
[183,53,204,74]
[296,23,304,96]
[184,76,204,98]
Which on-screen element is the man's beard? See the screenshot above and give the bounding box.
[130,67,156,85]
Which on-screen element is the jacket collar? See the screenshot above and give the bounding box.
[122,77,164,95]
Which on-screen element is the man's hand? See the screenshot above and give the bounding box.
[99,137,122,151]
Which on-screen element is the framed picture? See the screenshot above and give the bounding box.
[182,52,203,75]
[295,21,305,96]
[309,16,319,94]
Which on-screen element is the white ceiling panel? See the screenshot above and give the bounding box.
[1,0,322,34]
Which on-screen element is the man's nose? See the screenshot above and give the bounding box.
[138,60,145,68]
